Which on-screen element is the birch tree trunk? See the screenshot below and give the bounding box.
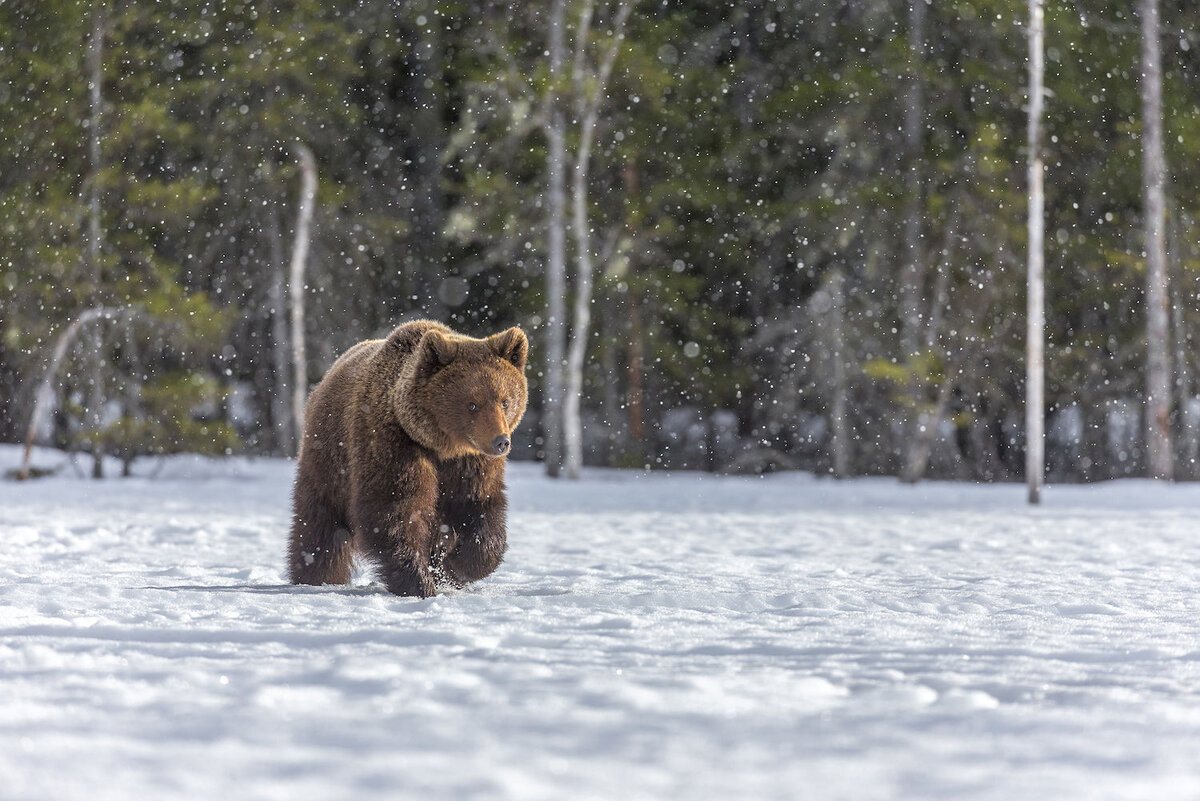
[562,0,596,481]
[289,143,317,450]
[541,0,568,478]
[563,146,593,479]
[85,3,106,479]
[1026,0,1046,504]
[563,0,631,480]
[1141,0,1173,480]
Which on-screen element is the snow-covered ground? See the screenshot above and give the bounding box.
[3,445,1200,800]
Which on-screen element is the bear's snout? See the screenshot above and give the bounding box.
[491,435,510,456]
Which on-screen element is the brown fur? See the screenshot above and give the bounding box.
[288,320,528,597]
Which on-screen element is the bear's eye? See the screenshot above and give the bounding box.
[468,402,478,413]
[501,400,509,410]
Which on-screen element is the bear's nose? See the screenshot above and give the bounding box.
[492,435,510,455]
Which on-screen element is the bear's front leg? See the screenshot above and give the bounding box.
[441,493,508,588]
[353,456,440,597]
[429,522,460,587]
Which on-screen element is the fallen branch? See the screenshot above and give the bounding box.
[19,306,121,480]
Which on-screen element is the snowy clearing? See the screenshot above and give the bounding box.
[3,446,1200,800]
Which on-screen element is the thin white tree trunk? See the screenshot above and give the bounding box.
[19,307,118,480]
[1026,0,1046,504]
[563,147,593,479]
[542,0,568,478]
[562,0,597,481]
[85,3,105,479]
[289,143,317,450]
[563,0,631,480]
[1141,0,1173,479]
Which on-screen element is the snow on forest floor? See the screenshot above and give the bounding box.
[3,445,1200,800]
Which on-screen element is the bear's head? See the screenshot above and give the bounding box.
[395,326,529,460]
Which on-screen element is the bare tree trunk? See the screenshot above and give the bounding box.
[85,3,106,479]
[289,143,317,450]
[1141,0,1173,480]
[267,205,293,455]
[899,0,927,356]
[562,106,593,476]
[562,0,598,480]
[541,0,568,478]
[563,0,631,480]
[562,201,592,476]
[1026,0,1046,504]
[828,268,850,479]
[19,307,118,480]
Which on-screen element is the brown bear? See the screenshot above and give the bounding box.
[288,319,528,597]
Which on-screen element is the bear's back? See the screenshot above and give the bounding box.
[296,338,385,504]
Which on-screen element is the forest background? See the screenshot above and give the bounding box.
[2,0,1199,483]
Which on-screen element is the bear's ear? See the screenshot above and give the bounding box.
[487,327,528,370]
[418,329,458,370]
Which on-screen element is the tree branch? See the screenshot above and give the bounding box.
[20,306,126,480]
